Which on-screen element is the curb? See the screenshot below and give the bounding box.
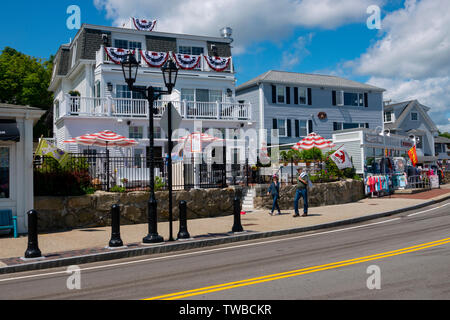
[1,194,449,275]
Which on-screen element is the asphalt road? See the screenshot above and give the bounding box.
[0,200,449,300]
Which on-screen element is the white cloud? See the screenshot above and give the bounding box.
[94,0,381,54]
[348,0,450,133]
[280,33,314,70]
[352,0,450,79]
[368,76,450,132]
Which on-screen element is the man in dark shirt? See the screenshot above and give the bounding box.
[294,168,309,217]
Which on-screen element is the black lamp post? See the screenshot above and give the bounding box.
[122,53,179,244]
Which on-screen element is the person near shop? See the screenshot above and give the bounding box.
[294,167,309,217]
[267,175,281,216]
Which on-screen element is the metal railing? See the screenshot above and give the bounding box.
[59,96,251,121]
[406,175,431,190]
[33,154,249,195]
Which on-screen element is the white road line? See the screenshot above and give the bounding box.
[1,202,447,283]
[407,203,449,217]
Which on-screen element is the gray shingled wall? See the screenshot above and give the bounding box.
[207,41,231,57]
[146,35,177,52]
[81,28,111,60]
[57,49,70,76]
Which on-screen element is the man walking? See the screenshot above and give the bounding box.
[294,167,309,217]
[267,175,281,215]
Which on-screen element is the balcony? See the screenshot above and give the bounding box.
[96,46,234,73]
[57,95,252,121]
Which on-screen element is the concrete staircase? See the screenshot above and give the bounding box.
[242,188,256,212]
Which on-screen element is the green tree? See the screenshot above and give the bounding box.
[0,47,54,138]
[439,132,450,139]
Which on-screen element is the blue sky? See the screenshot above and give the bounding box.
[0,0,400,85]
[0,0,448,131]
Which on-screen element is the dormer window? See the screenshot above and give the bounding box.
[411,112,418,121]
[179,46,204,55]
[384,111,394,123]
[114,39,142,50]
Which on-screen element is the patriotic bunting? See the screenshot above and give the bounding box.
[140,50,169,68]
[132,18,157,32]
[172,53,201,70]
[104,47,134,65]
[204,55,231,72]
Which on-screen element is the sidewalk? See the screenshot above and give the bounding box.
[0,186,449,272]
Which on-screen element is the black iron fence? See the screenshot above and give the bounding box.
[33,154,252,195]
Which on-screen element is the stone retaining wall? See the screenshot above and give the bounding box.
[254,179,364,210]
[34,187,243,232]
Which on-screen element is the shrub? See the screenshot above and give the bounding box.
[155,176,165,191]
[110,185,126,193]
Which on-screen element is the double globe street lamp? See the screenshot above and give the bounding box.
[122,53,179,243]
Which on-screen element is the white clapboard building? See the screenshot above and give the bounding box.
[49,20,252,161]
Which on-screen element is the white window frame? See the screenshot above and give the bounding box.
[343,92,364,107]
[384,111,395,123]
[129,126,144,139]
[411,112,419,121]
[277,86,286,104]
[277,118,287,137]
[299,88,308,105]
[337,90,344,106]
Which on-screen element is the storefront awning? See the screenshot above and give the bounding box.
[0,120,20,142]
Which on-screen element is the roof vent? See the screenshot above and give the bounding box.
[220,27,233,43]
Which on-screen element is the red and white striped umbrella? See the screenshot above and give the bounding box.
[292,133,336,150]
[64,130,138,148]
[177,132,222,143]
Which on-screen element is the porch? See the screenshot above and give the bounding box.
[56,96,252,121]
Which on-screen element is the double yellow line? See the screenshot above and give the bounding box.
[145,237,450,300]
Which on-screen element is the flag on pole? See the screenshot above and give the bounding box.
[330,148,353,170]
[35,139,70,166]
[408,145,418,167]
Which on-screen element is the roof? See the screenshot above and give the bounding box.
[0,103,43,111]
[384,100,438,132]
[435,136,450,144]
[236,70,385,92]
[0,103,46,120]
[78,23,232,45]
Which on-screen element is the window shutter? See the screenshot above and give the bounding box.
[308,88,312,105]
[273,119,278,130]
[287,119,292,137]
[332,91,337,106]
[286,87,291,104]
[294,88,299,105]
[364,93,369,108]
[272,85,277,104]
[308,120,313,134]
[366,123,369,129]
[295,120,300,137]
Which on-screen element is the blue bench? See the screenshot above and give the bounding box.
[0,209,18,238]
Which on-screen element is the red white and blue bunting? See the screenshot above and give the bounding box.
[140,50,169,68]
[172,53,201,70]
[204,56,231,72]
[104,47,134,65]
[132,18,157,32]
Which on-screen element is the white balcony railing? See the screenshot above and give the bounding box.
[60,95,251,121]
[96,46,233,73]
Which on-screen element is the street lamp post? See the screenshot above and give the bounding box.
[122,53,178,244]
